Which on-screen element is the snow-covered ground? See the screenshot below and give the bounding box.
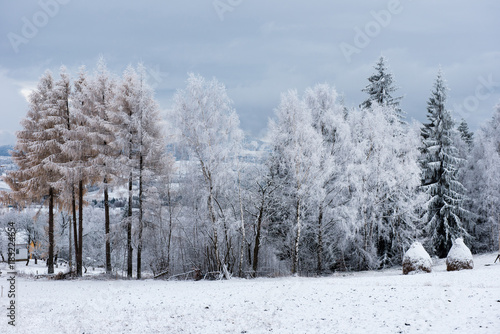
[1,253,499,333]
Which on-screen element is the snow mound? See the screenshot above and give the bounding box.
[402,241,432,275]
[446,238,473,271]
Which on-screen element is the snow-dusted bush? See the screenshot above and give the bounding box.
[402,242,432,275]
[446,238,474,271]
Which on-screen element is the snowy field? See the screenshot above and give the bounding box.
[1,253,499,333]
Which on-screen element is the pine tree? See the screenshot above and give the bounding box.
[421,70,469,258]
[361,56,404,121]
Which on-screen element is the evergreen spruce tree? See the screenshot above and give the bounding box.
[457,118,474,148]
[421,70,469,258]
[361,56,404,121]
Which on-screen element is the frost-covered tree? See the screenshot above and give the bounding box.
[52,66,76,270]
[242,162,276,276]
[457,119,474,148]
[128,64,170,279]
[462,104,500,253]
[304,83,348,273]
[142,162,177,277]
[420,71,469,258]
[54,66,95,276]
[88,58,117,275]
[454,120,473,236]
[7,70,66,274]
[112,64,169,279]
[342,104,424,270]
[64,65,102,276]
[172,73,243,273]
[360,56,404,121]
[111,65,138,277]
[268,90,323,275]
[265,84,422,274]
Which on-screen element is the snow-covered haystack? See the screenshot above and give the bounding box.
[402,242,432,275]
[446,238,473,271]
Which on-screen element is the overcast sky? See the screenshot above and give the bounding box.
[0,0,499,145]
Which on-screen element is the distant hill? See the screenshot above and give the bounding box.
[0,145,13,156]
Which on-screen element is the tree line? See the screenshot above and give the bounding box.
[1,56,498,278]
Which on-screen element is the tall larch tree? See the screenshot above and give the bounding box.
[88,57,117,275]
[52,66,75,272]
[112,65,140,278]
[7,70,65,274]
[65,66,96,276]
[134,64,170,279]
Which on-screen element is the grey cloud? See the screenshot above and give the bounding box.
[0,0,499,144]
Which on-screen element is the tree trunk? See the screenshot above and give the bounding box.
[104,180,111,274]
[68,213,72,270]
[47,187,54,274]
[292,198,301,275]
[77,180,83,277]
[317,204,323,275]
[72,186,79,274]
[252,200,264,276]
[207,177,221,271]
[222,216,231,271]
[66,91,76,274]
[166,184,173,273]
[238,171,246,277]
[137,155,143,280]
[127,172,133,278]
